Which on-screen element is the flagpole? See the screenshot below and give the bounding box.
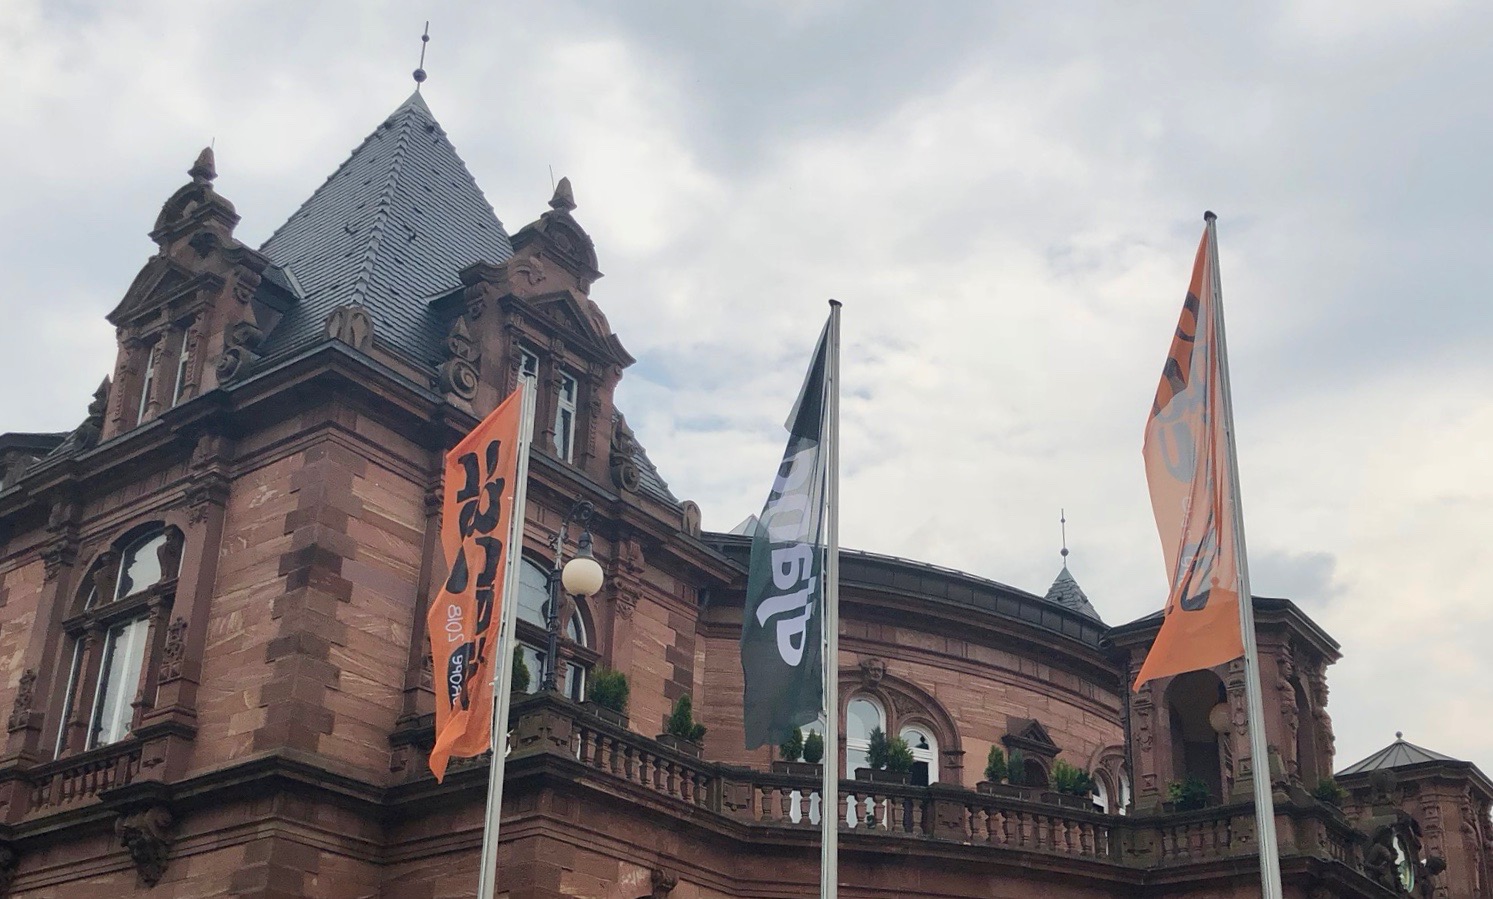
[819,300,842,899]
[476,375,537,899]
[1204,212,1284,899]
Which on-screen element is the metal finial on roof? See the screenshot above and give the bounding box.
[1396,731,1403,740]
[412,21,430,90]
[1060,508,1070,569]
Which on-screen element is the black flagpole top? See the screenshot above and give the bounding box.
[1203,210,1217,223]
[828,299,842,308]
[413,22,430,89]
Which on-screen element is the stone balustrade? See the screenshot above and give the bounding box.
[25,739,142,813]
[499,694,1364,877]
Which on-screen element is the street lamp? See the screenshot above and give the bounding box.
[542,499,605,693]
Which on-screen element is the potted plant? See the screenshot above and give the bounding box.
[1311,777,1348,809]
[772,726,824,776]
[977,746,1008,795]
[854,727,911,784]
[656,695,706,758]
[1164,777,1211,812]
[582,667,629,727]
[511,652,530,694]
[802,730,825,766]
[1044,760,1095,810]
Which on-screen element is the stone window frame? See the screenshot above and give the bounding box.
[53,522,183,758]
[834,666,965,786]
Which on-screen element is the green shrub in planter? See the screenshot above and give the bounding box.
[984,746,1008,784]
[664,695,707,743]
[511,652,530,693]
[588,667,629,714]
[866,727,890,770]
[1052,760,1094,796]
[779,726,804,762]
[1166,777,1210,811]
[1312,777,1348,807]
[802,731,825,764]
[886,735,915,774]
[1007,749,1027,786]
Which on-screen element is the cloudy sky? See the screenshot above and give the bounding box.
[3,1,1490,771]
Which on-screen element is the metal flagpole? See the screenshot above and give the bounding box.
[819,300,842,899]
[1205,213,1284,899]
[476,375,537,899]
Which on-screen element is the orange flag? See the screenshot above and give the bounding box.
[1133,221,1245,690]
[428,390,525,780]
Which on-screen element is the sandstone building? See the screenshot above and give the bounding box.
[0,90,1488,898]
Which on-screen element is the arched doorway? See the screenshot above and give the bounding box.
[1166,670,1227,804]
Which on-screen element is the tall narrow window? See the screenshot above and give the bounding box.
[171,336,191,406]
[88,617,150,748]
[54,643,83,758]
[845,697,885,773]
[900,725,939,786]
[554,371,577,462]
[519,348,539,379]
[135,347,158,425]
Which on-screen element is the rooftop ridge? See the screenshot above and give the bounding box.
[348,101,417,307]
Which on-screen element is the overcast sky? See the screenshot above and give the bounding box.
[3,1,1490,772]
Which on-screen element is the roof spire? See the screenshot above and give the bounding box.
[412,21,430,90]
[1059,508,1070,569]
[550,176,576,213]
[189,146,216,185]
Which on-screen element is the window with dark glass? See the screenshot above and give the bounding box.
[513,558,595,699]
[554,371,577,462]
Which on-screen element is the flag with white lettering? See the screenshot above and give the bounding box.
[742,321,830,750]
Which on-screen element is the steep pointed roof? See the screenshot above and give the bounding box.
[258,92,513,364]
[1043,566,1102,622]
[1338,733,1457,776]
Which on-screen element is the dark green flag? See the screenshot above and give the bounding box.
[741,321,830,750]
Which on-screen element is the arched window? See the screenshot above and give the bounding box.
[1092,771,1111,813]
[845,696,884,773]
[57,525,182,756]
[1119,770,1132,816]
[1166,670,1227,805]
[518,559,549,628]
[900,725,939,786]
[514,557,594,701]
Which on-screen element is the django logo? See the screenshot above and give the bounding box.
[754,446,820,667]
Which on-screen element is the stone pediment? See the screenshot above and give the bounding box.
[1002,717,1060,759]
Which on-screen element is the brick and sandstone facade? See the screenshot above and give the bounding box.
[0,91,1487,898]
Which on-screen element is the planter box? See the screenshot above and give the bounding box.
[977,782,1043,802]
[771,761,824,777]
[854,768,910,785]
[655,734,703,758]
[582,702,628,728]
[1042,791,1092,810]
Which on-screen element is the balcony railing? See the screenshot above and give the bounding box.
[25,739,143,814]
[493,693,1363,876]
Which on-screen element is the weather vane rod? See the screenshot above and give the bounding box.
[413,22,430,91]
[1060,508,1069,569]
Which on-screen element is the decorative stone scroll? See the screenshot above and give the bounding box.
[116,803,175,887]
[437,315,480,404]
[6,669,35,733]
[325,304,373,351]
[609,414,641,492]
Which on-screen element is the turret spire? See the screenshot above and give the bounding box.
[412,21,430,90]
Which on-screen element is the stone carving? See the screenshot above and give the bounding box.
[648,868,677,899]
[609,415,641,492]
[680,501,702,538]
[116,804,174,887]
[215,318,264,383]
[90,550,121,604]
[1364,826,1399,891]
[157,529,184,580]
[509,253,547,288]
[70,378,112,451]
[7,669,36,733]
[859,657,886,688]
[437,316,480,402]
[159,617,188,684]
[325,304,373,351]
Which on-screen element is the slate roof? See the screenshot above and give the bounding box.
[258,91,513,366]
[1338,734,1457,776]
[1043,565,1103,622]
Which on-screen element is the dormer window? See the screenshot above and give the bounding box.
[135,346,158,425]
[171,336,191,406]
[555,371,577,462]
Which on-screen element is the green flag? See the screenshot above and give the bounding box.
[741,320,830,750]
